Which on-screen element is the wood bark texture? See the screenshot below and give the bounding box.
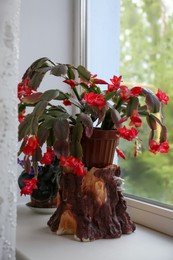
[47,165,136,241]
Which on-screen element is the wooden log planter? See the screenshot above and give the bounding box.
[47,165,136,241]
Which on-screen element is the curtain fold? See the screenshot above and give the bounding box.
[0,0,21,259]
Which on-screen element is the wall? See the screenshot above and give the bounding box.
[18,0,75,203]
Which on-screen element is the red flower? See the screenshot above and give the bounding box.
[93,79,108,84]
[63,79,78,89]
[22,135,39,156]
[119,85,131,101]
[59,155,85,176]
[106,75,122,93]
[116,147,126,160]
[110,75,122,87]
[159,141,170,153]
[18,110,26,123]
[89,74,108,86]
[40,147,55,165]
[18,78,34,101]
[107,84,117,93]
[149,140,170,154]
[129,110,142,127]
[20,178,38,196]
[130,86,142,96]
[156,89,169,105]
[118,126,138,141]
[83,92,106,110]
[63,99,72,106]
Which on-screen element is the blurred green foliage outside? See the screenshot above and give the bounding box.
[120,0,173,205]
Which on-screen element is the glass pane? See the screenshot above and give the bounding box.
[119,0,173,206]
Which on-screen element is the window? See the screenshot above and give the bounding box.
[85,0,173,235]
[119,0,173,208]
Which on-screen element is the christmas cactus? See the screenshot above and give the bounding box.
[18,57,169,196]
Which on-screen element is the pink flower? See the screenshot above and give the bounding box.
[156,89,169,105]
[129,110,142,127]
[118,126,138,141]
[83,92,106,110]
[20,178,38,196]
[40,147,55,165]
[59,155,85,176]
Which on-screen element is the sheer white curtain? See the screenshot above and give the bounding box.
[0,0,20,259]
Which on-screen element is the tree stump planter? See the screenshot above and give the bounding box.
[47,165,135,241]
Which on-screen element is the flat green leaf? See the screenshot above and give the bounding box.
[18,114,33,141]
[50,64,67,76]
[18,103,26,113]
[47,110,69,119]
[54,91,71,100]
[32,100,48,117]
[70,122,83,159]
[40,89,59,101]
[31,116,38,135]
[48,105,68,113]
[53,140,69,158]
[70,142,83,160]
[159,125,168,142]
[22,57,54,83]
[105,91,116,101]
[146,115,157,130]
[53,119,69,140]
[37,125,49,146]
[142,88,160,113]
[79,113,93,138]
[67,66,75,80]
[41,116,55,130]
[111,108,121,128]
[47,106,70,120]
[77,65,91,82]
[32,146,42,162]
[46,129,54,147]
[30,57,54,70]
[126,96,139,116]
[69,97,83,109]
[29,72,45,89]
[149,129,155,142]
[101,108,114,130]
[22,92,42,104]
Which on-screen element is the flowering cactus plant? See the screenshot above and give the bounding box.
[18,57,169,196]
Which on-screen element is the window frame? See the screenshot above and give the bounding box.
[77,0,173,237]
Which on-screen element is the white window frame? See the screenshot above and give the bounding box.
[77,0,173,237]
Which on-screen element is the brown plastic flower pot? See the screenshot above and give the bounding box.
[81,128,119,169]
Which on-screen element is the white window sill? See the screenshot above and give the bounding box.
[16,204,173,260]
[125,196,173,236]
